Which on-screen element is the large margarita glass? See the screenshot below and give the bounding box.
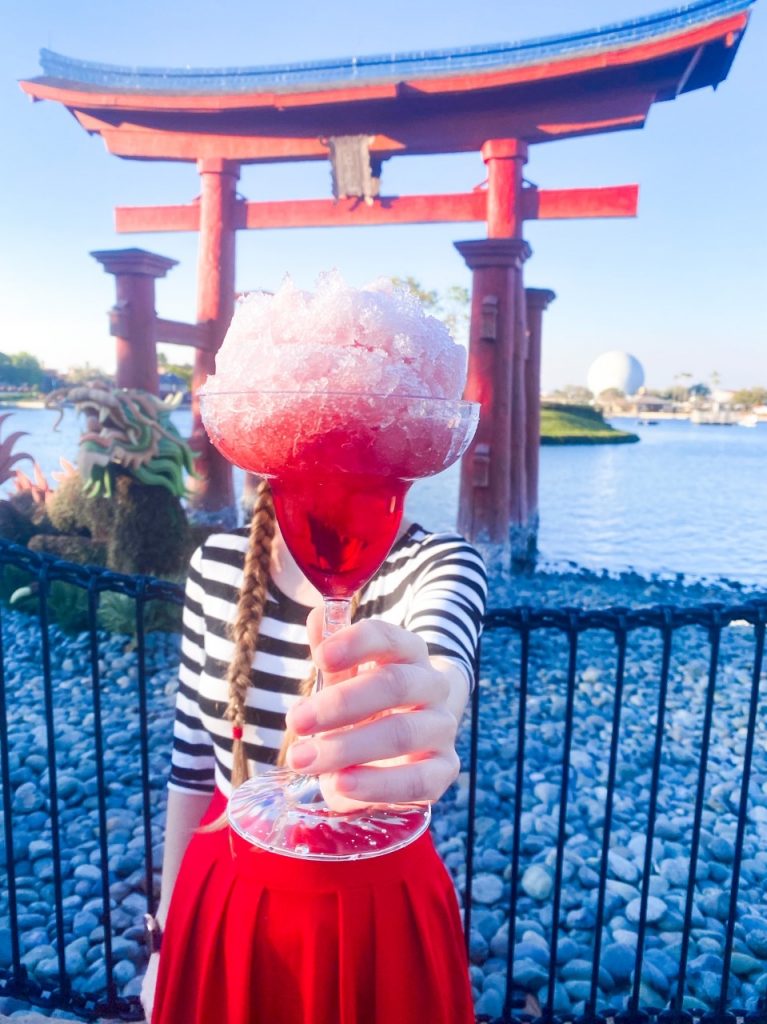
[200,388,478,860]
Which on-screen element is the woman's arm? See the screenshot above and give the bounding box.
[159,542,218,923]
[155,788,213,925]
[142,788,211,1021]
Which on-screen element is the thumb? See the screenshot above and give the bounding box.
[306,605,324,654]
[305,606,356,687]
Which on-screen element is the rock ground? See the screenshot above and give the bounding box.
[1,566,764,1019]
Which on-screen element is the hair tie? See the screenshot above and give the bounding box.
[232,725,243,741]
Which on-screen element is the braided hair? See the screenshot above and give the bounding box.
[226,478,276,788]
[199,479,275,832]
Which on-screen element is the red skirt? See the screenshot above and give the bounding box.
[152,789,475,1024]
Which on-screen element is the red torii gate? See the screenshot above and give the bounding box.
[20,0,753,563]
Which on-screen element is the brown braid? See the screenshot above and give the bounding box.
[276,588,362,767]
[199,479,275,832]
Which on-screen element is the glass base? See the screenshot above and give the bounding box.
[227,768,431,861]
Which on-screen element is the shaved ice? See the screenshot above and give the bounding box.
[200,271,475,484]
[199,272,477,595]
[203,271,466,400]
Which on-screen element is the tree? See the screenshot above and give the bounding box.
[391,276,439,311]
[65,363,114,385]
[597,387,625,402]
[667,385,690,403]
[157,351,194,388]
[669,371,693,402]
[0,351,45,390]
[688,382,711,398]
[440,285,470,343]
[392,277,470,344]
[554,384,593,404]
[731,387,767,409]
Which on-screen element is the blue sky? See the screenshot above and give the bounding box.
[1,0,765,392]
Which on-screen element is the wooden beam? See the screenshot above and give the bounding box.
[116,193,487,233]
[155,317,215,351]
[524,184,639,220]
[115,185,638,235]
[116,204,201,233]
[241,192,486,229]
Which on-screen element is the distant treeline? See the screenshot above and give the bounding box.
[730,387,767,408]
[0,351,194,394]
[0,352,51,391]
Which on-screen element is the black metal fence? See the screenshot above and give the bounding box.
[0,540,765,1023]
[0,541,182,1021]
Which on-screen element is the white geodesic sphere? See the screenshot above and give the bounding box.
[587,351,645,397]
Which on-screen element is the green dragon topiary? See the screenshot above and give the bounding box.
[45,384,198,497]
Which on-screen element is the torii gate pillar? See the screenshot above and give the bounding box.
[456,139,531,570]
[91,248,177,394]
[188,158,239,525]
[524,287,556,562]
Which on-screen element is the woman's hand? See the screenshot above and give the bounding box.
[140,950,160,1022]
[284,610,470,812]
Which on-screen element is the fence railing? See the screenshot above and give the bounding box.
[0,541,182,1022]
[0,540,765,1023]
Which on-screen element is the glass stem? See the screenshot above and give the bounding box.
[316,598,352,694]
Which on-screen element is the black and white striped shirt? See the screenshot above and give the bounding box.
[169,524,487,796]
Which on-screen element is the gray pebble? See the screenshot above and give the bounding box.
[626,895,667,924]
[472,873,503,905]
[608,850,639,884]
[521,864,553,901]
[113,958,137,985]
[602,942,636,982]
[475,987,503,1018]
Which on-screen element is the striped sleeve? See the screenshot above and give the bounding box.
[404,535,487,687]
[168,545,217,795]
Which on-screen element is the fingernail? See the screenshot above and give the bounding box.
[289,698,316,734]
[288,740,318,771]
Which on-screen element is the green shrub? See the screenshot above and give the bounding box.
[0,497,39,546]
[0,564,90,634]
[28,533,107,567]
[47,474,114,540]
[107,475,190,579]
[0,564,36,612]
[97,591,182,635]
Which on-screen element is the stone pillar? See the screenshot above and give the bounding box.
[455,238,531,569]
[524,287,556,562]
[456,138,531,570]
[91,248,177,394]
[188,158,240,526]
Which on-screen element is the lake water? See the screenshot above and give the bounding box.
[4,408,766,586]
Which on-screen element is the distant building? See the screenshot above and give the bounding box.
[41,369,66,392]
[587,351,645,398]
[713,388,735,405]
[159,372,190,401]
[629,393,675,416]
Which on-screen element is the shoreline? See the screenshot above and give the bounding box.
[0,399,46,409]
[495,561,766,602]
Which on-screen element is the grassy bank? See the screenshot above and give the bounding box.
[0,391,45,407]
[541,403,639,445]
